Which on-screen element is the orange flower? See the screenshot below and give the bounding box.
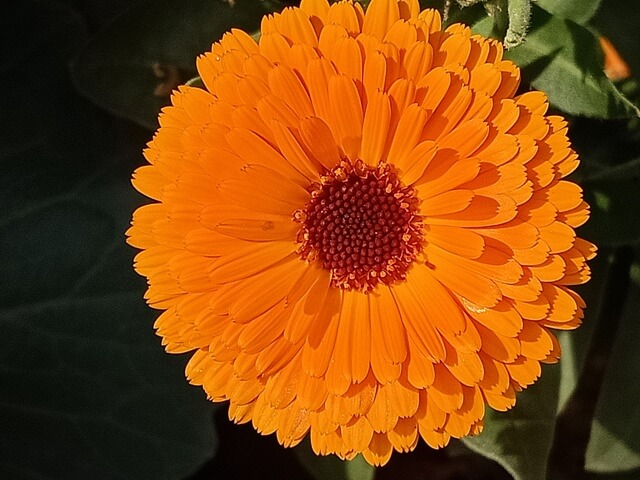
[127,0,595,466]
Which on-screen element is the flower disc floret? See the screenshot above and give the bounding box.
[295,160,422,292]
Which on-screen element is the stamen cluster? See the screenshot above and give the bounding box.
[295,160,423,292]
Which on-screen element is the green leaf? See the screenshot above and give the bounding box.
[294,439,375,480]
[536,0,601,24]
[584,157,640,183]
[587,423,640,473]
[581,179,640,246]
[0,3,217,479]
[587,470,640,480]
[585,251,640,473]
[473,5,639,118]
[557,251,612,411]
[72,0,270,129]
[462,364,560,480]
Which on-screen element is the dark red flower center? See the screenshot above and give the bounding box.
[294,160,423,292]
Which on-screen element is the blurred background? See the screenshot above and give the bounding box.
[1,0,639,479]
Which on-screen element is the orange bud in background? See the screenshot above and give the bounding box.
[599,35,631,81]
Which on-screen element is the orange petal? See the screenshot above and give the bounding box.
[428,363,463,412]
[424,224,484,259]
[328,75,364,160]
[361,90,391,166]
[392,279,446,362]
[363,0,400,40]
[208,241,296,284]
[298,116,341,171]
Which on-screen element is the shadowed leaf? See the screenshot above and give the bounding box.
[462,364,560,480]
[72,0,270,129]
[585,250,640,473]
[0,2,217,479]
[536,0,601,24]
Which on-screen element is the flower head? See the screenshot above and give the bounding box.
[127,0,595,466]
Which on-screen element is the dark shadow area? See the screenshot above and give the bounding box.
[189,408,513,480]
[548,247,635,480]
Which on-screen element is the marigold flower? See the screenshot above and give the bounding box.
[127,0,595,466]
